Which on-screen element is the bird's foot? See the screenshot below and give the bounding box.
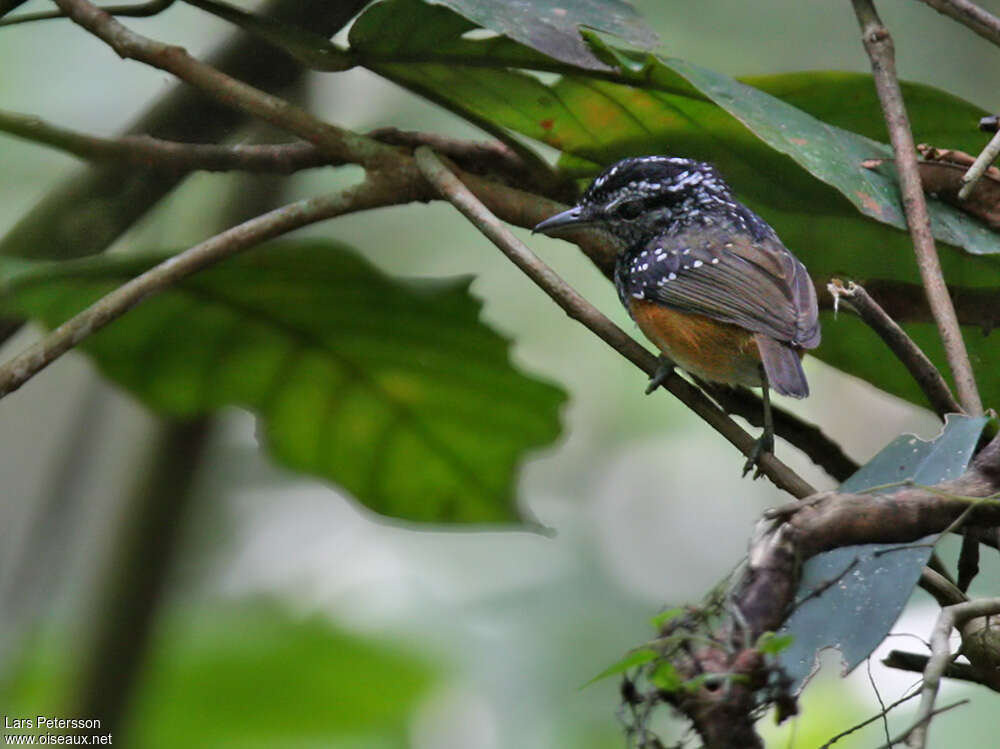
[645,357,675,395]
[741,431,775,480]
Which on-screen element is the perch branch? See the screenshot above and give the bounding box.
[0,174,429,400]
[827,279,961,418]
[851,0,982,416]
[914,0,1000,47]
[414,146,816,499]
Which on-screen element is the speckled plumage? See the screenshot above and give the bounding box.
[537,156,820,396]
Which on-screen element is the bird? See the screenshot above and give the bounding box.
[533,156,820,476]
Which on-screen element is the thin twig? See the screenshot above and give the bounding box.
[914,0,1000,47]
[53,0,401,171]
[827,279,961,418]
[0,0,172,26]
[815,688,920,748]
[0,174,426,400]
[0,108,328,172]
[0,110,559,189]
[851,0,983,416]
[958,128,1000,199]
[907,598,1000,748]
[414,146,816,499]
[874,700,969,749]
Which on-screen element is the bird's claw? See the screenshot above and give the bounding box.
[741,432,775,480]
[645,357,675,395]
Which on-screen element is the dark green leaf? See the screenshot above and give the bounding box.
[777,414,989,692]
[424,0,657,70]
[348,6,1000,410]
[0,241,566,524]
[584,647,657,687]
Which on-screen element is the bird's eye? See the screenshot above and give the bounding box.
[613,200,645,221]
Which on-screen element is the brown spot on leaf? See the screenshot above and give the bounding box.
[540,118,554,131]
[789,137,808,146]
[855,190,883,217]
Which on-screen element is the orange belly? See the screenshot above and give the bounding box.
[629,300,763,387]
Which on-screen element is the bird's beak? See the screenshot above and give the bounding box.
[532,206,590,234]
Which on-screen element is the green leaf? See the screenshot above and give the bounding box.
[0,241,565,524]
[422,0,658,70]
[2,602,435,749]
[649,607,683,630]
[649,661,682,692]
[755,631,794,656]
[777,414,990,692]
[584,647,657,687]
[348,6,1000,410]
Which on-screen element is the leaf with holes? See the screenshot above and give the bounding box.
[0,241,565,524]
[776,414,989,693]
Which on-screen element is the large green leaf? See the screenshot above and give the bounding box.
[349,2,1000,411]
[380,0,657,70]
[777,414,989,692]
[0,241,565,524]
[2,602,435,748]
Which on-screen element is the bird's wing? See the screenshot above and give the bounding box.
[629,229,820,348]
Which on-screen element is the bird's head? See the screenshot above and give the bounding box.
[533,156,737,248]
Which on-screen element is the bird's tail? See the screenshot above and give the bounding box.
[755,334,809,398]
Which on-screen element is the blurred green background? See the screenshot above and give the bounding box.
[1,1,999,746]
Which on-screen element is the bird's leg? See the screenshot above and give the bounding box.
[742,365,775,479]
[644,356,676,395]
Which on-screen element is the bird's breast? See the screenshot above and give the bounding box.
[628,299,763,387]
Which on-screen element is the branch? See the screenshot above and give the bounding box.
[827,279,961,418]
[907,598,1000,748]
[0,173,429,400]
[52,0,403,172]
[0,0,172,26]
[883,649,1000,689]
[851,0,983,416]
[914,0,1000,47]
[0,110,561,191]
[414,146,816,499]
[958,127,1000,199]
[0,108,329,172]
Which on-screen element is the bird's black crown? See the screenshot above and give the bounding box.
[574,156,770,248]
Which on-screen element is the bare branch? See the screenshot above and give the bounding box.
[0,174,428,400]
[414,146,817,499]
[52,0,402,171]
[0,0,173,26]
[0,108,329,173]
[883,649,1000,689]
[907,598,1000,748]
[914,0,1000,47]
[851,0,983,416]
[958,127,1000,199]
[828,279,961,418]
